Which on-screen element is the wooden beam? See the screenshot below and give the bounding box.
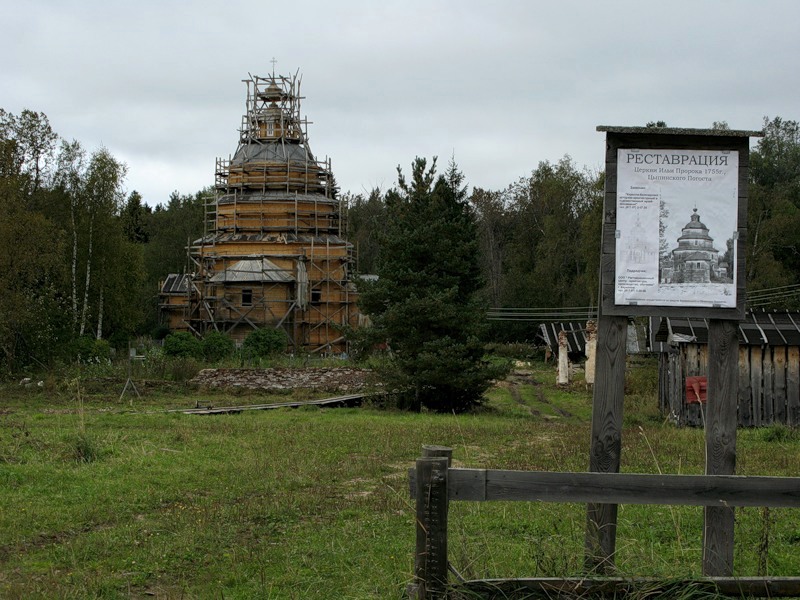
[461,576,800,598]
[703,320,739,576]
[585,314,627,573]
[788,347,800,426]
[410,469,800,507]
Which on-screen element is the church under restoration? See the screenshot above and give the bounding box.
[159,72,358,353]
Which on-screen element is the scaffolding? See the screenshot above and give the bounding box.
[160,72,358,354]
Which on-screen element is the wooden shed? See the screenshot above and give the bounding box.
[653,311,800,427]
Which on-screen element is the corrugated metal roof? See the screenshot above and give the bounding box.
[538,322,587,354]
[653,311,800,348]
[161,273,190,294]
[540,321,646,355]
[209,258,294,283]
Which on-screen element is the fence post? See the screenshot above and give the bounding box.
[558,330,570,385]
[585,320,597,388]
[422,445,453,466]
[413,453,450,599]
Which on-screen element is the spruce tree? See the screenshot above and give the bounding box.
[359,157,503,412]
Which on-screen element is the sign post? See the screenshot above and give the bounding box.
[587,126,761,575]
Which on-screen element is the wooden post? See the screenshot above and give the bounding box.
[585,320,597,388]
[414,455,449,599]
[558,330,570,385]
[422,445,453,467]
[763,350,775,426]
[739,346,752,427]
[751,346,763,427]
[703,319,739,576]
[787,347,800,426]
[585,314,627,573]
[774,348,787,425]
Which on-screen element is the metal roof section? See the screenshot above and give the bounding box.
[231,142,312,164]
[208,257,294,284]
[653,311,800,348]
[540,320,645,355]
[160,273,190,294]
[539,322,587,354]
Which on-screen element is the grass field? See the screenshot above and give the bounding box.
[1,358,800,599]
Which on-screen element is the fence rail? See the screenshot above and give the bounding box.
[410,468,800,507]
[409,447,800,599]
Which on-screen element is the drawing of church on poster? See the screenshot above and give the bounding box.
[660,208,731,284]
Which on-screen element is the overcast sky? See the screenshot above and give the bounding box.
[4,0,799,206]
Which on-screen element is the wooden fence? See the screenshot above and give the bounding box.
[408,445,800,599]
[660,343,800,427]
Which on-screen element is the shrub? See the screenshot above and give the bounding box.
[168,357,202,382]
[71,336,112,362]
[484,342,543,360]
[151,325,171,341]
[203,331,235,362]
[242,328,287,358]
[163,332,202,359]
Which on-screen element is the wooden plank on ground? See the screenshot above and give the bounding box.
[178,393,366,415]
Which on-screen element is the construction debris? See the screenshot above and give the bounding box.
[188,367,373,392]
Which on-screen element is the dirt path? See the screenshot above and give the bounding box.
[504,365,573,418]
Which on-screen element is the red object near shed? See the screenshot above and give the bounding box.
[685,376,707,403]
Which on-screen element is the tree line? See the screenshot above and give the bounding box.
[2,109,799,376]
[348,117,800,335]
[0,109,206,373]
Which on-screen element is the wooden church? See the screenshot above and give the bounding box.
[160,72,358,353]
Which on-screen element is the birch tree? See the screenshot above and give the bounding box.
[54,139,87,328]
[79,148,127,338]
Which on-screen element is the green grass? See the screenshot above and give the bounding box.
[1,357,799,598]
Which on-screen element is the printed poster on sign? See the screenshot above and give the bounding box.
[615,148,739,308]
